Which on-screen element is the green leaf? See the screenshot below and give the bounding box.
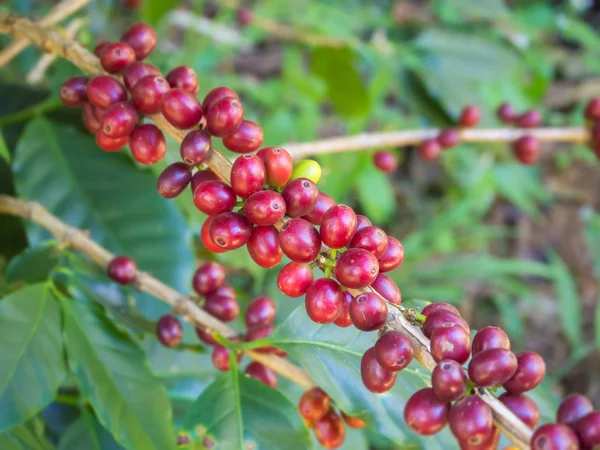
[492,164,550,216]
[355,157,396,224]
[0,133,10,163]
[142,0,178,25]
[13,117,193,319]
[58,412,124,450]
[183,371,312,450]
[0,420,54,450]
[435,0,511,22]
[60,297,176,450]
[4,242,62,287]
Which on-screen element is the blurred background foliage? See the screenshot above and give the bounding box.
[1,0,600,449]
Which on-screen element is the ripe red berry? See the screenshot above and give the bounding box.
[298,387,330,422]
[557,394,594,426]
[513,135,540,165]
[99,42,136,73]
[261,147,294,187]
[190,169,218,193]
[202,86,240,112]
[373,151,398,173]
[86,76,127,109]
[431,324,471,364]
[374,331,413,372]
[530,423,579,450]
[355,215,372,231]
[245,323,276,354]
[165,66,199,95]
[236,8,254,26]
[120,23,157,60]
[101,102,138,138]
[157,162,191,198]
[161,89,203,130]
[131,75,170,114]
[449,396,493,446]
[209,284,236,300]
[584,97,600,121]
[437,129,460,148]
[471,326,510,355]
[230,154,266,198]
[244,190,286,226]
[361,347,397,393]
[377,236,404,272]
[302,191,336,226]
[193,180,236,215]
[370,273,401,305]
[195,326,218,346]
[245,296,276,328]
[129,124,166,164]
[320,205,357,249]
[305,278,342,324]
[459,105,481,128]
[503,351,546,394]
[96,131,128,152]
[349,226,388,259]
[93,42,108,57]
[200,216,226,254]
[468,348,518,387]
[122,61,161,91]
[209,212,252,251]
[277,262,313,298]
[82,103,103,134]
[333,290,353,328]
[431,360,467,402]
[212,345,240,371]
[124,0,142,10]
[247,226,283,268]
[281,178,319,217]
[341,412,366,429]
[206,96,244,137]
[222,120,264,153]
[349,292,388,331]
[245,362,278,388]
[60,76,88,107]
[422,302,460,317]
[573,411,600,448]
[334,248,379,289]
[204,292,239,322]
[497,102,518,123]
[419,138,441,161]
[156,314,183,347]
[179,130,211,166]
[192,262,225,296]
[422,310,469,339]
[498,393,540,429]
[107,256,137,284]
[278,218,321,263]
[404,387,449,435]
[516,109,542,128]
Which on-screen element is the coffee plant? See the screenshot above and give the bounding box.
[0,0,599,449]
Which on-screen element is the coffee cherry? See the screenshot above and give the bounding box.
[204,292,239,322]
[177,130,211,166]
[349,292,388,331]
[422,302,460,317]
[131,75,170,114]
[192,262,225,296]
[373,151,398,173]
[305,278,342,324]
[349,226,388,259]
[377,237,404,272]
[245,296,276,328]
[361,347,397,393]
[503,351,546,393]
[333,290,353,328]
[320,205,357,249]
[245,361,278,388]
[459,105,481,128]
[404,388,449,435]
[431,324,471,364]
[584,97,600,121]
[60,76,88,107]
[209,284,236,300]
[449,396,493,446]
[165,66,199,95]
[87,76,127,109]
[355,215,372,231]
[499,393,540,429]
[200,216,226,253]
[161,89,203,129]
[93,42,108,57]
[370,273,401,305]
[107,256,137,284]
[230,154,266,198]
[513,135,540,165]
[530,423,579,450]
[374,331,413,372]
[222,120,264,153]
[195,326,218,346]
[290,159,322,184]
[157,162,191,198]
[419,138,441,161]
[591,122,600,143]
[244,190,286,226]
[245,323,276,354]
[574,411,600,448]
[277,262,313,298]
[99,42,135,73]
[422,310,469,339]
[261,147,293,187]
[212,345,240,371]
[236,8,254,26]
[121,23,157,60]
[497,102,517,123]
[122,61,161,90]
[278,218,321,263]
[516,109,542,128]
[82,102,103,133]
[281,178,319,217]
[468,348,518,387]
[209,212,252,251]
[202,87,240,112]
[206,96,244,137]
[96,131,128,152]
[129,124,166,164]
[302,191,336,226]
[298,387,330,422]
[438,129,460,148]
[190,169,218,193]
[335,248,379,289]
[431,360,467,402]
[313,410,345,449]
[101,102,138,138]
[459,427,499,450]
[557,394,594,426]
[193,180,236,215]
[471,326,510,355]
[247,226,283,268]
[156,314,183,347]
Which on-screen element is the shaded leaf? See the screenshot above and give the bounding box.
[0,420,54,450]
[4,242,62,287]
[355,157,396,224]
[58,412,124,450]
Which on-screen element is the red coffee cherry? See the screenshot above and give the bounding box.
[404,387,449,435]
[200,216,226,254]
[244,190,286,226]
[156,314,183,347]
[247,226,283,268]
[222,120,264,153]
[204,292,239,322]
[573,411,600,448]
[121,23,157,60]
[302,191,336,226]
[236,8,254,26]
[212,345,241,372]
[320,205,357,249]
[349,292,388,331]
[82,102,103,134]
[584,97,600,121]
[129,124,166,165]
[165,66,199,95]
[122,61,161,91]
[60,76,88,107]
[305,278,342,324]
[206,96,244,137]
[245,323,276,353]
[497,102,517,123]
[209,212,252,251]
[530,423,580,450]
[131,75,170,114]
[333,290,353,328]
[513,135,540,165]
[209,284,236,300]
[437,129,460,148]
[499,393,540,429]
[245,361,278,388]
[459,105,481,128]
[313,410,346,449]
[161,89,203,130]
[245,296,276,328]
[278,218,321,263]
[361,347,397,393]
[157,162,191,198]
[193,180,236,215]
[449,396,493,447]
[422,302,460,317]
[101,102,138,138]
[431,324,471,364]
[99,42,135,73]
[86,76,127,109]
[180,130,211,166]
[96,131,128,152]
[431,360,467,402]
[231,154,266,198]
[281,178,319,217]
[107,256,137,284]
[93,42,108,57]
[261,147,293,187]
[516,109,542,128]
[190,169,218,194]
[370,273,401,305]
[377,236,404,272]
[422,310,469,339]
[277,262,313,298]
[471,326,510,355]
[557,394,594,426]
[419,138,441,161]
[192,262,225,296]
[355,215,372,231]
[373,151,398,173]
[202,86,240,112]
[195,326,218,346]
[468,348,518,387]
[298,387,330,422]
[374,331,413,372]
[459,427,499,450]
[334,248,379,289]
[503,351,546,394]
[349,226,388,259]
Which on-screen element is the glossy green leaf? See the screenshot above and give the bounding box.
[60,297,176,450]
[355,157,396,224]
[0,419,54,450]
[142,0,178,25]
[4,242,62,287]
[183,371,312,450]
[0,283,65,432]
[58,412,124,450]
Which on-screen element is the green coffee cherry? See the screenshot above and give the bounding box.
[291,159,322,184]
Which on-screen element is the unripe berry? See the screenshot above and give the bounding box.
[333,290,353,328]
[422,310,469,339]
[430,324,471,364]
[120,23,157,60]
[502,351,546,393]
[513,135,540,165]
[200,216,226,254]
[374,331,413,372]
[190,169,218,194]
[193,181,236,215]
[302,191,336,226]
[161,89,203,130]
[437,129,460,148]
[320,205,357,249]
[206,96,244,137]
[349,292,388,331]
[202,86,240,112]
[99,42,136,73]
[497,102,517,123]
[86,76,127,109]
[422,302,460,317]
[230,154,266,198]
[471,326,510,355]
[349,226,388,259]
[516,109,542,128]
[530,423,579,450]
[244,190,286,226]
[573,411,600,448]
[261,147,294,187]
[556,393,594,426]
[180,130,211,166]
[278,218,321,263]
[245,361,278,388]
[245,296,276,328]
[373,151,398,173]
[459,105,481,128]
[209,212,252,251]
[281,178,319,217]
[334,248,379,289]
[419,138,441,161]
[449,396,493,447]
[468,348,518,387]
[247,226,283,268]
[276,262,313,298]
[222,120,264,153]
[192,262,226,296]
[129,124,166,165]
[165,66,199,95]
[361,347,397,393]
[298,387,330,422]
[498,393,540,429]
[122,61,161,91]
[431,360,467,402]
[96,131,128,152]
[101,102,138,138]
[157,162,191,198]
[107,256,137,284]
[404,387,449,435]
[60,76,88,107]
[204,292,239,322]
[377,237,404,272]
[131,75,170,114]
[156,314,183,347]
[305,278,342,324]
[313,410,345,450]
[370,273,401,305]
[291,159,322,184]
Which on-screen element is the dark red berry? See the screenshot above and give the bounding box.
[230,154,266,198]
[261,147,293,187]
[222,120,264,153]
[193,180,236,215]
[124,0,142,10]
[530,423,579,450]
[333,290,353,328]
[82,103,103,133]
[422,302,460,317]
[320,205,357,249]
[377,237,404,272]
[459,105,481,128]
[373,151,398,173]
[334,248,379,289]
[60,76,88,107]
[422,310,469,339]
[209,284,236,300]
[374,331,413,372]
[468,348,518,387]
[190,169,218,193]
[156,314,183,347]
[165,66,199,95]
[574,411,600,448]
[121,23,157,60]
[449,396,493,446]
[584,97,600,121]
[557,394,594,426]
[245,362,278,388]
[355,215,372,231]
[131,75,169,114]
[302,191,336,225]
[157,162,191,198]
[101,102,138,138]
[192,262,225,296]
[96,131,128,152]
[245,323,276,353]
[419,138,441,161]
[517,109,542,128]
[305,278,342,324]
[195,326,218,346]
[370,273,401,305]
[341,412,366,429]
[247,226,283,268]
[161,88,203,130]
[209,212,252,251]
[277,262,313,298]
[431,360,467,402]
[404,387,449,435]
[281,178,319,217]
[497,102,517,123]
[122,61,161,91]
[204,292,239,322]
[93,42,108,57]
[202,86,240,112]
[107,256,137,284]
[245,296,276,328]
[349,292,388,331]
[437,129,460,148]
[244,190,286,226]
[298,387,330,422]
[99,42,135,73]
[206,96,244,137]
[498,393,540,429]
[503,351,546,393]
[129,124,166,164]
[236,8,254,26]
[361,347,397,393]
[471,326,510,355]
[200,216,226,254]
[179,130,211,166]
[86,76,127,109]
[212,345,232,371]
[349,226,388,259]
[431,324,471,364]
[278,218,321,263]
[513,135,540,165]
